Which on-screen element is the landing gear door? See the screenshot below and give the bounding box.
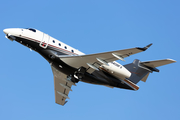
[40,33,50,49]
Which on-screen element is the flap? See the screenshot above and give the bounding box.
[51,66,75,105]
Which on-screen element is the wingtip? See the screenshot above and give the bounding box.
[144,43,153,50]
[166,59,177,63]
[137,43,153,51]
[147,43,153,48]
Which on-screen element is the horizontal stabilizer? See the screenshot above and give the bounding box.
[141,59,176,68]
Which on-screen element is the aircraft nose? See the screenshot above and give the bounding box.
[3,28,22,36]
[3,28,10,34]
[3,28,21,41]
[3,28,17,35]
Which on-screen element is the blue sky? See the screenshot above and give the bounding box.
[0,0,180,120]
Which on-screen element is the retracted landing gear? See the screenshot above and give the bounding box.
[74,67,86,80]
[67,67,86,83]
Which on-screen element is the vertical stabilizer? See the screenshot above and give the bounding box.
[124,59,151,84]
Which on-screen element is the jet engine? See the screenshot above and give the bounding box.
[100,61,131,80]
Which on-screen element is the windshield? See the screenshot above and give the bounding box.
[25,28,36,32]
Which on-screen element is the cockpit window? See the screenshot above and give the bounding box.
[25,28,36,32]
[29,28,36,32]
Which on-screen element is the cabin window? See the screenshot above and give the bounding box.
[59,43,61,46]
[53,40,55,43]
[71,50,74,53]
[65,46,67,49]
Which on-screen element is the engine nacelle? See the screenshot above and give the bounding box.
[100,61,131,80]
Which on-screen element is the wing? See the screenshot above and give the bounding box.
[60,44,152,73]
[51,66,76,105]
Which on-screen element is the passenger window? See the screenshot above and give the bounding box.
[59,43,61,46]
[65,46,67,49]
[71,50,74,53]
[53,40,55,43]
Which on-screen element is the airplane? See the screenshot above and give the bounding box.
[3,28,176,106]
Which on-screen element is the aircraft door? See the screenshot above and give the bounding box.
[40,33,50,49]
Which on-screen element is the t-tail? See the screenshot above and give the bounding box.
[124,59,176,87]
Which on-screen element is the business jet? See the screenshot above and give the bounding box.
[3,28,176,105]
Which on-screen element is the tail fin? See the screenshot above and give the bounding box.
[124,59,176,84]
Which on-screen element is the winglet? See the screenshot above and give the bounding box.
[137,43,153,51]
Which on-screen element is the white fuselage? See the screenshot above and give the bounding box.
[4,28,85,56]
[3,28,131,81]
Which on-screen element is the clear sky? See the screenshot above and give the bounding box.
[0,0,180,120]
